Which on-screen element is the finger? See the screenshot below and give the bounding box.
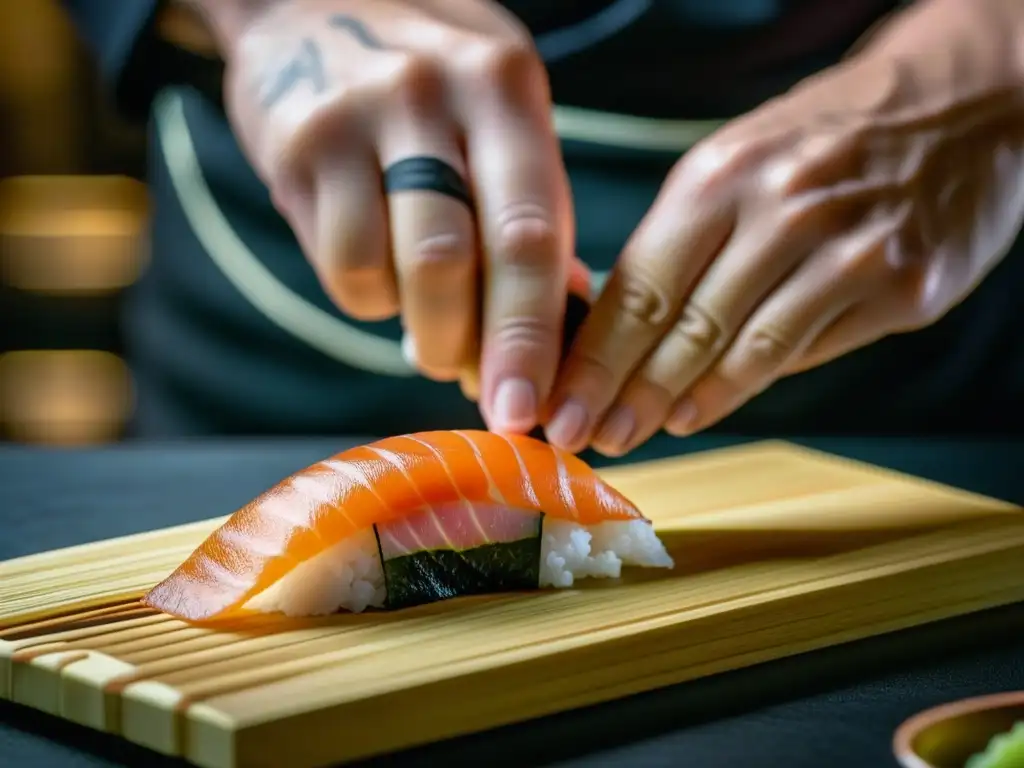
[544,183,735,453]
[404,329,481,399]
[311,152,396,321]
[587,210,815,456]
[458,256,590,405]
[461,58,575,435]
[783,295,918,376]
[785,224,932,376]
[379,125,478,381]
[456,312,483,404]
[664,218,904,437]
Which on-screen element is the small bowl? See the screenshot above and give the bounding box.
[893,691,1024,768]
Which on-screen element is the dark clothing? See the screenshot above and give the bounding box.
[60,1,1024,449]
[63,0,898,119]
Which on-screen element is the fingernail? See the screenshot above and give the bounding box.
[594,406,636,456]
[666,399,698,436]
[545,398,590,449]
[491,377,537,433]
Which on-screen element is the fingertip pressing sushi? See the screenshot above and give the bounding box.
[142,430,674,622]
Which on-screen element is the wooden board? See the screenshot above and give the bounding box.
[2,440,1023,768]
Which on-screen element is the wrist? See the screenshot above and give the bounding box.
[857,0,1024,92]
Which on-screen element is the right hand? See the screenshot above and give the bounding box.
[196,0,579,434]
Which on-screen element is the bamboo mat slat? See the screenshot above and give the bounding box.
[1,440,1022,768]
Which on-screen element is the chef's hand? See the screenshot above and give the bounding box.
[544,0,1024,456]
[191,0,576,433]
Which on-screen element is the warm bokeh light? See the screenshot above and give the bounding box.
[0,1,79,174]
[0,175,149,295]
[0,350,134,445]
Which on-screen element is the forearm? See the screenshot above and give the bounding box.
[858,0,1024,95]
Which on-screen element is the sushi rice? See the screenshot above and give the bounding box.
[247,518,673,616]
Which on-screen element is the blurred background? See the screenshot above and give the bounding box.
[1,2,148,446]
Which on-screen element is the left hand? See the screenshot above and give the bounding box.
[544,44,1024,456]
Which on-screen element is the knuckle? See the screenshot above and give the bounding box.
[492,204,559,268]
[673,144,729,193]
[667,303,724,355]
[464,39,543,95]
[759,157,803,197]
[491,313,559,354]
[265,101,362,188]
[403,233,473,281]
[611,268,674,328]
[714,327,797,393]
[385,54,446,113]
[677,135,764,196]
[741,327,796,369]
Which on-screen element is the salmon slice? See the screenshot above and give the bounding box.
[142,431,666,622]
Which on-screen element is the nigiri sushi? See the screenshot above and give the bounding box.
[142,430,674,622]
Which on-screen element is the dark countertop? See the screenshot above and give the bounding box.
[1,435,1023,768]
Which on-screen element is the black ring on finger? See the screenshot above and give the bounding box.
[382,156,473,208]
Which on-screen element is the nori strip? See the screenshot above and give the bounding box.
[376,517,544,610]
[560,290,590,362]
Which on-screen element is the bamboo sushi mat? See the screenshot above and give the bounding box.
[2,441,1023,768]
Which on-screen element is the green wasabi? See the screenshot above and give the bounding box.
[966,721,1024,768]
